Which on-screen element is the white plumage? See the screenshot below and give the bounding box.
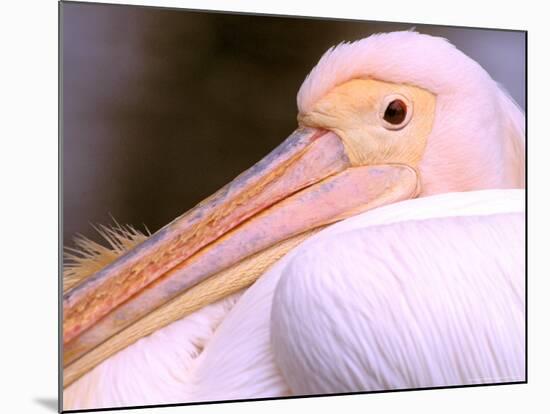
[64,189,525,409]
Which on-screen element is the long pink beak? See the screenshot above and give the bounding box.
[63,127,419,365]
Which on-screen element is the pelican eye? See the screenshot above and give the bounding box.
[384,100,406,123]
[380,94,413,130]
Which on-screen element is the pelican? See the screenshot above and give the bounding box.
[63,31,525,410]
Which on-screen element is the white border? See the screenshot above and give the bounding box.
[2,1,548,413]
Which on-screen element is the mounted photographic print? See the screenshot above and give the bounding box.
[61,1,526,411]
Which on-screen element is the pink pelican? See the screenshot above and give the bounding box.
[62,31,525,410]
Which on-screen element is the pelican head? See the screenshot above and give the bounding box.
[63,31,525,383]
[297,31,524,193]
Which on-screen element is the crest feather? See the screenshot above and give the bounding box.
[63,222,149,292]
[297,31,492,113]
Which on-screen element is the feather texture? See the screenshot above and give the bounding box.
[272,213,525,394]
[64,189,525,410]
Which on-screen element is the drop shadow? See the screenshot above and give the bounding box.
[34,397,58,412]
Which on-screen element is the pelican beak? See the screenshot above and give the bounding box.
[63,127,419,366]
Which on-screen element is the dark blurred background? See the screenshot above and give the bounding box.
[62,1,526,248]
